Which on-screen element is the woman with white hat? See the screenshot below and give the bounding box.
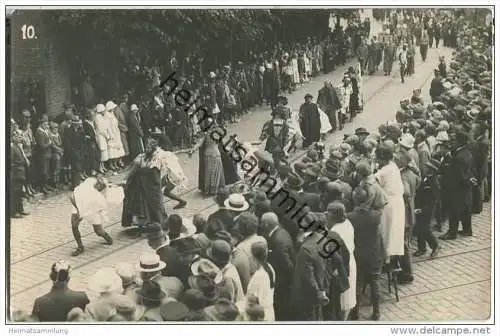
[85,267,128,321]
[105,101,125,171]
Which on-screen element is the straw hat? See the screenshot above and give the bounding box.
[137,253,166,273]
[224,193,250,212]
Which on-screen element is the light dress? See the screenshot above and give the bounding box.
[330,219,357,313]
[105,110,125,159]
[93,113,110,161]
[375,161,405,256]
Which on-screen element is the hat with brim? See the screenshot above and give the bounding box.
[204,299,240,322]
[322,160,344,180]
[230,181,252,196]
[138,253,167,273]
[114,296,145,321]
[304,93,313,99]
[303,164,322,178]
[206,239,232,266]
[224,193,250,212]
[160,301,190,321]
[355,127,370,136]
[136,280,166,302]
[284,172,304,190]
[466,109,480,120]
[190,258,223,284]
[88,268,123,294]
[130,104,139,112]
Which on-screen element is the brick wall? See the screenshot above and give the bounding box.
[45,41,71,118]
[10,10,71,119]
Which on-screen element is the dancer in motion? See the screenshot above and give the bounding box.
[121,130,188,231]
[70,175,113,256]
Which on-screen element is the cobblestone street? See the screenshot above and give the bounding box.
[9,46,492,321]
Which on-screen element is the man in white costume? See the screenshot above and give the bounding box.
[70,175,114,256]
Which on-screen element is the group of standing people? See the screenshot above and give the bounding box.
[11,9,492,324]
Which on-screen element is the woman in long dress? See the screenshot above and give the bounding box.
[190,128,225,197]
[93,104,110,172]
[121,133,188,229]
[375,143,406,261]
[105,101,125,171]
[243,241,275,321]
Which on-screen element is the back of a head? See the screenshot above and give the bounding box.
[251,241,268,263]
[215,188,230,207]
[167,214,183,238]
[182,289,207,311]
[236,212,259,238]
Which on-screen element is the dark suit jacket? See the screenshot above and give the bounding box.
[32,284,90,322]
[11,144,27,182]
[290,232,327,312]
[35,128,52,159]
[82,120,99,148]
[267,227,295,288]
[157,243,191,286]
[348,208,384,272]
[442,145,475,214]
[65,126,86,162]
[205,209,235,240]
[429,76,444,98]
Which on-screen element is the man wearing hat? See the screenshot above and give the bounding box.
[32,261,90,322]
[10,130,30,218]
[81,108,100,177]
[299,93,321,148]
[398,134,419,171]
[206,239,244,302]
[414,130,432,176]
[429,69,445,102]
[260,211,295,320]
[414,158,442,258]
[317,81,342,132]
[35,114,53,193]
[65,114,87,188]
[440,126,476,240]
[354,127,370,141]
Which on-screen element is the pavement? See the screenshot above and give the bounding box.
[8,46,492,321]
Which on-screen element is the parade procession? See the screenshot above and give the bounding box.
[7,7,493,323]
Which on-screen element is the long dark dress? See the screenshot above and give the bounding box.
[121,164,166,228]
[198,135,225,196]
[299,102,321,147]
[219,143,240,185]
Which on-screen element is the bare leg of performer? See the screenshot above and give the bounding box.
[71,214,113,256]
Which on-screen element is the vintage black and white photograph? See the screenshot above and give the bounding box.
[5,5,494,324]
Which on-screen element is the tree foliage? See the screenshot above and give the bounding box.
[42,9,358,98]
